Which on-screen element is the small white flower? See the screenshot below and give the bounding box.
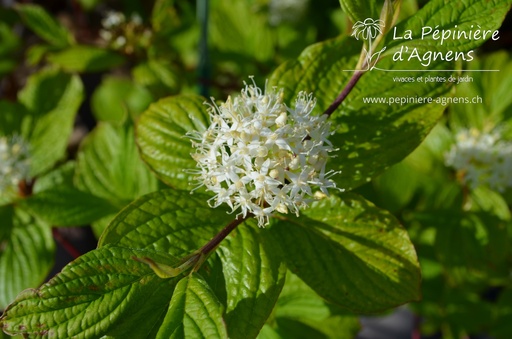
[189,78,340,227]
[101,11,126,29]
[0,135,30,194]
[445,129,512,192]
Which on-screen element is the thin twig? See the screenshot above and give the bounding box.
[199,213,251,255]
[323,70,365,118]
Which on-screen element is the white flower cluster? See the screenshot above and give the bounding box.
[0,135,30,194]
[189,80,339,227]
[445,129,512,192]
[99,11,150,51]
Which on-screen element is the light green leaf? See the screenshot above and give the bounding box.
[15,4,74,48]
[91,76,153,123]
[156,273,228,339]
[0,245,178,338]
[257,325,282,339]
[384,0,512,54]
[136,94,209,189]
[372,160,420,212]
[47,45,125,72]
[98,189,232,254]
[210,0,274,63]
[338,0,379,24]
[21,162,118,226]
[470,186,511,221]
[449,51,512,131]
[17,69,84,177]
[151,0,181,35]
[75,123,159,209]
[217,219,286,339]
[268,193,421,313]
[132,60,180,98]
[91,213,118,239]
[0,207,54,309]
[25,44,52,66]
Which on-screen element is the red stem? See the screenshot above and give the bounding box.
[199,214,251,255]
[52,228,81,259]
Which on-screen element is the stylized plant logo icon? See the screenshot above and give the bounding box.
[351,18,386,70]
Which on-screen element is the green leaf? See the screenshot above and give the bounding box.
[217,219,286,339]
[76,0,101,11]
[0,22,20,76]
[156,273,228,339]
[99,190,288,336]
[25,44,52,66]
[17,69,84,177]
[338,0,379,24]
[372,159,422,213]
[0,245,178,338]
[132,59,180,98]
[91,76,153,123]
[21,162,119,226]
[0,22,20,57]
[492,287,512,339]
[262,270,360,339]
[384,0,512,54]
[210,0,274,63]
[270,34,458,190]
[47,45,125,72]
[0,101,25,136]
[151,0,181,35]
[470,186,511,221]
[449,51,512,131]
[15,4,73,48]
[136,94,209,189]
[257,325,282,339]
[432,212,510,283]
[75,123,159,209]
[270,0,511,190]
[98,189,232,253]
[0,207,54,309]
[91,213,118,239]
[98,188,287,338]
[268,193,421,313]
[0,59,16,78]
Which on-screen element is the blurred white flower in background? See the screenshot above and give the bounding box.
[101,11,126,30]
[445,129,512,192]
[0,135,30,194]
[189,79,339,227]
[268,0,310,26]
[99,11,151,52]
